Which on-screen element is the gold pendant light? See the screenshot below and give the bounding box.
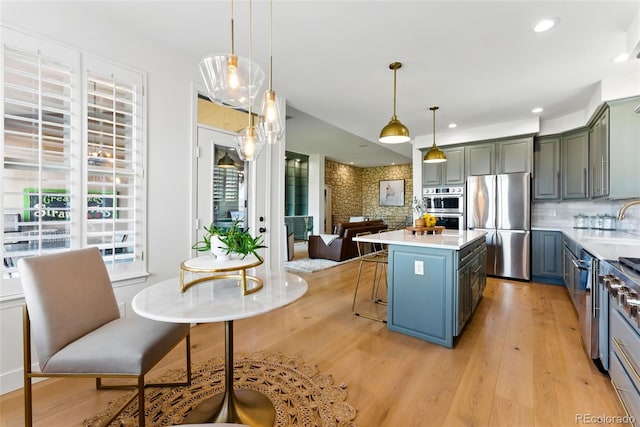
[379,62,411,144]
[423,106,447,163]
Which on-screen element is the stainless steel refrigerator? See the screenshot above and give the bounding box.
[466,173,531,281]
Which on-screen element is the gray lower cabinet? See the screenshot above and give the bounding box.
[533,136,560,200]
[387,238,486,348]
[561,129,589,199]
[531,230,563,285]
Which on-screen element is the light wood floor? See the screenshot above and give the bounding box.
[0,259,626,426]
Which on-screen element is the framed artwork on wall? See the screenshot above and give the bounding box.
[379,179,404,207]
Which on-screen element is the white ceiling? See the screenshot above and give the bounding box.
[18,0,640,167]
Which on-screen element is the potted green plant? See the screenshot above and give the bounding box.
[192,220,266,261]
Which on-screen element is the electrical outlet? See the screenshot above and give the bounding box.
[414,260,424,275]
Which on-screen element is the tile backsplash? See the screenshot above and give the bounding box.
[532,199,640,232]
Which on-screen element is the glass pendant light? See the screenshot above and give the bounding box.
[234,0,265,162]
[199,0,265,108]
[379,62,411,144]
[423,106,447,163]
[258,0,285,144]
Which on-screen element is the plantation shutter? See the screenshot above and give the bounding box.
[1,28,147,299]
[84,64,145,277]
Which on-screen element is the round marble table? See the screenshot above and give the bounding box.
[132,267,308,426]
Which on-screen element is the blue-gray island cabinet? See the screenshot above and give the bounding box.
[354,229,487,348]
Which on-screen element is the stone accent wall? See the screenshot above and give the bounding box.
[361,164,413,229]
[325,159,413,230]
[325,160,362,227]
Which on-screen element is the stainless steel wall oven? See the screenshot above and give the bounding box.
[423,186,464,231]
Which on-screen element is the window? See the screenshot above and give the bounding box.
[1,28,147,300]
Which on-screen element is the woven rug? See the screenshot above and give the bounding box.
[84,352,357,427]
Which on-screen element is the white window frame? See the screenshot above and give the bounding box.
[1,27,148,301]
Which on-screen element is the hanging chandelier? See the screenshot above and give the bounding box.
[379,62,411,144]
[199,0,265,109]
[258,0,285,144]
[423,106,447,163]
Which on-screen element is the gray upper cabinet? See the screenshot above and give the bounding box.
[561,129,589,199]
[465,143,495,176]
[422,158,443,186]
[422,146,465,186]
[608,97,640,199]
[497,137,533,174]
[590,107,609,198]
[533,136,560,200]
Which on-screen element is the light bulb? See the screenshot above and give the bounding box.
[264,90,278,122]
[244,131,256,157]
[227,55,239,89]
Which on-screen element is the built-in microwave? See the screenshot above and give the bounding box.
[423,186,464,214]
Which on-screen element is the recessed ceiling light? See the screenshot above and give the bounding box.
[534,18,558,33]
[613,53,629,63]
[532,107,543,114]
[448,123,457,129]
[349,162,354,165]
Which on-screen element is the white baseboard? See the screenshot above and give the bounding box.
[0,363,44,396]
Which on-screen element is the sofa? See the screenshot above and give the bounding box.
[308,219,388,262]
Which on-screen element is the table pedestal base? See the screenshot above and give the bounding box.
[183,389,275,426]
[183,320,275,426]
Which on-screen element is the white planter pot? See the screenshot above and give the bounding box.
[210,236,231,261]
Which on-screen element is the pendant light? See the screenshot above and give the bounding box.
[423,106,447,163]
[379,62,411,144]
[199,0,265,109]
[234,0,266,162]
[217,151,237,169]
[258,0,285,144]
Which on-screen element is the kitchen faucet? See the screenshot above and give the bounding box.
[617,199,640,220]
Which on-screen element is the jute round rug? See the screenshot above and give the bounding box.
[84,352,357,427]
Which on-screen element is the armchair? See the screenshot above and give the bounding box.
[18,247,192,427]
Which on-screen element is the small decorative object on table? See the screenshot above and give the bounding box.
[186,220,268,294]
[192,220,266,261]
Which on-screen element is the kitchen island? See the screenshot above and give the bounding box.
[354,229,487,348]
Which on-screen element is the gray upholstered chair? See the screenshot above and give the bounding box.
[18,247,192,427]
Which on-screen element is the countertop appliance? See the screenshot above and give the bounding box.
[466,173,531,281]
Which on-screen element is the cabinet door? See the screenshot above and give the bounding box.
[561,130,589,199]
[590,108,609,198]
[497,137,533,174]
[455,262,470,335]
[422,159,443,186]
[533,136,560,200]
[608,97,639,199]
[465,143,495,176]
[532,230,563,279]
[443,147,465,185]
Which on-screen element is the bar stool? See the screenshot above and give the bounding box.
[352,231,388,323]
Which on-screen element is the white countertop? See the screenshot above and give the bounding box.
[353,229,487,250]
[132,268,308,323]
[533,226,640,262]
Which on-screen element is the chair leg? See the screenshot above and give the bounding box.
[138,376,145,427]
[22,306,33,427]
[353,260,387,323]
[352,260,365,314]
